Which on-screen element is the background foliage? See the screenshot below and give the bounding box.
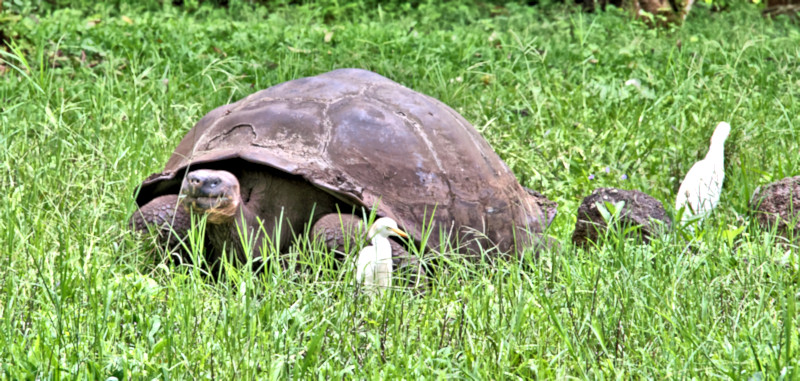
[1,0,799,378]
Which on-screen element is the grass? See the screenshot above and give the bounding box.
[1,0,799,378]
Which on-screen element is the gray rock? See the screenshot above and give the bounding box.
[572,187,671,247]
[750,175,800,239]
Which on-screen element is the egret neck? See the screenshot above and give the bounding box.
[704,122,730,195]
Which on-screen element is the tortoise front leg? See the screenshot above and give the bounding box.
[311,214,426,289]
[129,194,193,264]
[310,213,364,258]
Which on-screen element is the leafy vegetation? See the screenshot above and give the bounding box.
[1,1,799,378]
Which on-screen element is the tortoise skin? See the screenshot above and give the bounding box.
[134,69,555,255]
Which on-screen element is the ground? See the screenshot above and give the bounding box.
[1,1,799,378]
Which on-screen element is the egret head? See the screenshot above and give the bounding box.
[711,122,731,145]
[367,217,408,240]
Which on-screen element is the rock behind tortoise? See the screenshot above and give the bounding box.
[750,175,800,240]
[134,68,555,255]
[572,187,671,247]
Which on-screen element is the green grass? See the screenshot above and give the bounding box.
[2,1,800,378]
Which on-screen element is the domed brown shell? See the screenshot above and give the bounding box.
[135,69,554,254]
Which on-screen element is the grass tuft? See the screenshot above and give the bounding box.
[1,1,799,378]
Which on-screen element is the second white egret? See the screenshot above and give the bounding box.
[675,121,731,226]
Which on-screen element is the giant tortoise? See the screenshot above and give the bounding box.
[130,68,555,273]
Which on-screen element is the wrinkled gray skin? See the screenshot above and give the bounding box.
[130,68,556,278]
[130,163,423,282]
[130,164,416,276]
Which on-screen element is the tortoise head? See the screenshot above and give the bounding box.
[179,169,241,223]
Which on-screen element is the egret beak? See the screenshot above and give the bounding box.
[389,227,408,238]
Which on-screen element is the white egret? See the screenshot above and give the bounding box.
[675,121,731,226]
[355,217,408,291]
